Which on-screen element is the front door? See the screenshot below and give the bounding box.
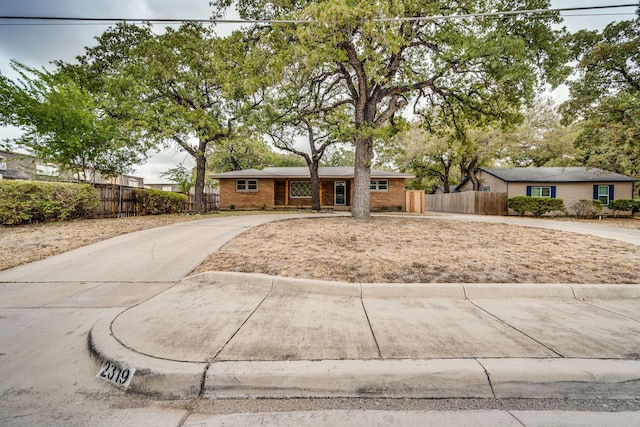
[334,181,346,206]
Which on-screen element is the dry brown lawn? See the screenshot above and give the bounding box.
[2,214,640,284]
[194,217,640,284]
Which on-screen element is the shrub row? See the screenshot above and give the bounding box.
[0,180,99,225]
[132,188,187,215]
[608,199,640,216]
[507,196,566,216]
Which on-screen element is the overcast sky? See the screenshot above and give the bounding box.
[0,0,636,181]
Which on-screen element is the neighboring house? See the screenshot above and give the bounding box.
[457,167,638,214]
[212,167,414,211]
[0,149,61,181]
[113,174,144,188]
[433,185,458,194]
[145,183,183,192]
[145,183,219,194]
[0,149,144,187]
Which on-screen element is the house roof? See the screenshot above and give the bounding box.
[478,167,638,183]
[212,167,414,179]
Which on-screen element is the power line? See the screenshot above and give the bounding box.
[0,3,636,26]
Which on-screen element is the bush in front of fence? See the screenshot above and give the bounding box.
[0,180,100,225]
[132,188,187,215]
[507,196,566,216]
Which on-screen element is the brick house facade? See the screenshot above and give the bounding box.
[213,167,413,211]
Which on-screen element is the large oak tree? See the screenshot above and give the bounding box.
[214,0,568,219]
[561,7,640,187]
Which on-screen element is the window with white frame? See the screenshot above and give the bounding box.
[530,186,551,198]
[597,185,610,205]
[289,181,312,198]
[0,156,6,170]
[128,179,139,188]
[370,179,388,191]
[162,185,173,192]
[236,179,258,191]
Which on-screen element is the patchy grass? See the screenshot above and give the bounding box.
[2,213,639,283]
[194,217,640,284]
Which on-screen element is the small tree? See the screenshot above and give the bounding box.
[161,164,195,193]
[0,62,141,181]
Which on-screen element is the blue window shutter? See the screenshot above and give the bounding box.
[593,185,598,200]
[526,186,532,197]
[551,186,557,198]
[609,185,614,201]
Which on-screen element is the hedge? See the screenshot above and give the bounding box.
[0,180,100,225]
[608,199,640,216]
[507,196,566,216]
[132,188,187,215]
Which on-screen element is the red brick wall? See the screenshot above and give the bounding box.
[219,177,407,210]
[219,178,275,209]
[370,179,407,211]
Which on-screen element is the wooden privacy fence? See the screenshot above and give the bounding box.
[92,183,220,218]
[183,193,220,213]
[405,190,425,213]
[425,191,508,216]
[93,183,137,218]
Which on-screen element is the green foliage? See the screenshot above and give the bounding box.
[206,138,305,173]
[320,144,355,167]
[499,97,582,167]
[607,199,637,217]
[570,199,603,218]
[507,196,565,217]
[161,163,195,193]
[0,61,143,180]
[0,180,99,225]
[132,189,187,216]
[561,8,640,180]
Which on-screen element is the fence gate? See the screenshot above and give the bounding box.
[405,190,425,213]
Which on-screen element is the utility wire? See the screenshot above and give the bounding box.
[0,3,636,25]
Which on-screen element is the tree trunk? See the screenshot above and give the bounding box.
[309,161,321,211]
[352,134,374,220]
[194,148,206,213]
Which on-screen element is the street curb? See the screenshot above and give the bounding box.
[89,314,207,399]
[204,359,492,399]
[90,313,640,399]
[480,358,640,399]
[88,273,640,400]
[187,272,640,300]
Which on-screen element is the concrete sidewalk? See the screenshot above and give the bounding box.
[89,272,640,399]
[2,213,639,402]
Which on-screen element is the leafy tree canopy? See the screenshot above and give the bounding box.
[561,8,640,182]
[213,0,570,218]
[0,61,143,181]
